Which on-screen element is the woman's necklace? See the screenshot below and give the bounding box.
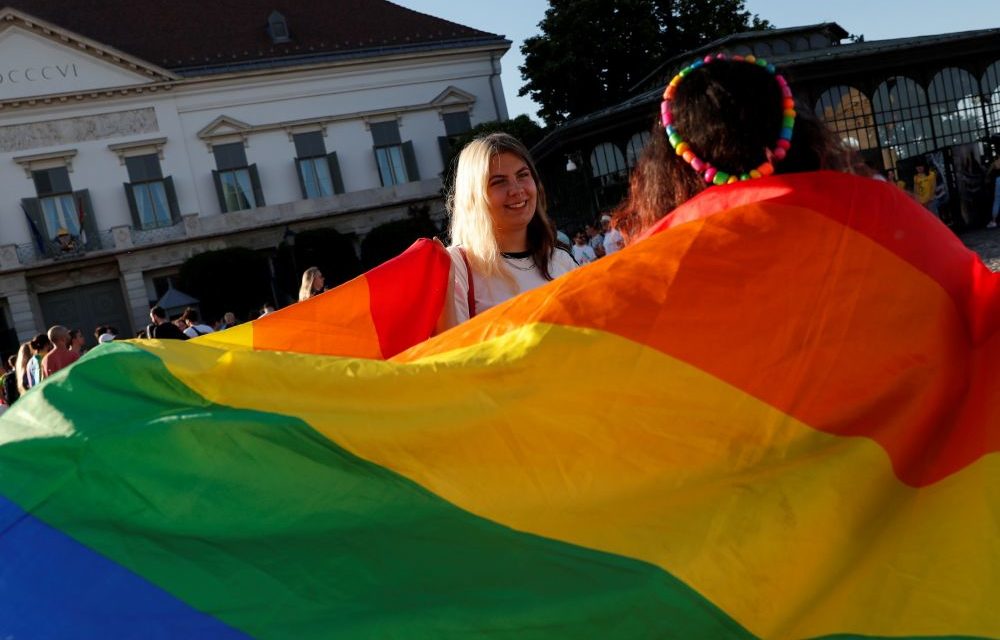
[502,251,536,271]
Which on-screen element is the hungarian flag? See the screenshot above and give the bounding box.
[1,172,997,638]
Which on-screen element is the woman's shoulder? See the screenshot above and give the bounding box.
[550,247,578,274]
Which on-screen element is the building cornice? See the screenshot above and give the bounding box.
[196,85,476,149]
[0,38,503,114]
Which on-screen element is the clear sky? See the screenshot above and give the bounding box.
[391,0,1000,122]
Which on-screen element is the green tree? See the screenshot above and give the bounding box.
[359,203,442,270]
[520,0,771,127]
[177,247,272,322]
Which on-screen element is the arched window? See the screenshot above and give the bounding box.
[625,131,651,168]
[872,76,934,163]
[927,68,984,146]
[815,86,878,151]
[589,142,627,185]
[752,42,772,58]
[982,60,1000,133]
[267,11,291,44]
[771,39,791,55]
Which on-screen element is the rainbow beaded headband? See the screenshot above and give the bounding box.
[661,53,796,185]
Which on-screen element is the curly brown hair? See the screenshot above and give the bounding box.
[613,59,853,239]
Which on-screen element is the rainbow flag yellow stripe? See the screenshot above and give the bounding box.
[0,171,996,638]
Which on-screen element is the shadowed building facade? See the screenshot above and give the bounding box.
[535,23,1000,233]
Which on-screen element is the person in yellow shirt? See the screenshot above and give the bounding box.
[914,163,938,215]
[886,168,907,191]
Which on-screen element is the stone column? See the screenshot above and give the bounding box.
[0,272,37,343]
[120,268,151,335]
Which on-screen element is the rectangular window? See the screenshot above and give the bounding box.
[299,157,334,197]
[375,145,408,186]
[293,132,344,199]
[219,168,257,210]
[211,142,264,212]
[124,154,177,230]
[39,193,80,239]
[32,167,79,239]
[22,168,98,257]
[370,121,420,187]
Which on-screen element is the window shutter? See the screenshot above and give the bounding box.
[124,183,142,229]
[20,197,50,257]
[326,152,345,194]
[211,169,228,213]
[164,176,181,224]
[248,164,265,207]
[438,136,452,166]
[294,158,309,199]
[74,190,99,251]
[401,141,420,182]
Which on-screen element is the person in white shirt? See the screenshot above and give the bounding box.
[180,307,215,338]
[443,133,576,329]
[601,214,625,255]
[585,222,605,257]
[571,230,597,265]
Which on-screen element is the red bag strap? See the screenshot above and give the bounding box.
[458,247,476,318]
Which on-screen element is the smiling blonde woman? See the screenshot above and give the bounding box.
[444,133,576,328]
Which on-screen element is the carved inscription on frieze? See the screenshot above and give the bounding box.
[0,107,159,153]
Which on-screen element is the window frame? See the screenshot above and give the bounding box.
[123,153,179,230]
[211,142,264,213]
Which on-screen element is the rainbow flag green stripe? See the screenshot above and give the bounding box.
[0,342,750,638]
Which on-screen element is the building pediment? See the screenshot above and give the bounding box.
[197,115,252,141]
[0,8,177,104]
[430,86,476,108]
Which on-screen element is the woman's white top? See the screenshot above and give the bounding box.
[447,246,577,325]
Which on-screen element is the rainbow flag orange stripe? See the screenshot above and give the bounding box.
[199,238,451,359]
[0,171,996,638]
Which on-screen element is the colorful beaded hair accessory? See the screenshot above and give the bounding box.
[661,53,796,185]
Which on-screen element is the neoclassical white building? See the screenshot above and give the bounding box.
[0,1,509,349]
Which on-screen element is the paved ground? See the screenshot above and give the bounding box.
[960,228,1000,271]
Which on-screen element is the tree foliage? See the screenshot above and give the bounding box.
[520,0,771,126]
[271,227,363,307]
[177,247,272,323]
[359,204,443,270]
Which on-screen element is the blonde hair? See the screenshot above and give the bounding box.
[298,266,323,302]
[447,133,554,280]
[47,325,69,346]
[14,341,31,396]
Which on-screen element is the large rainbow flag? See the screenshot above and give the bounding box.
[1,171,997,638]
